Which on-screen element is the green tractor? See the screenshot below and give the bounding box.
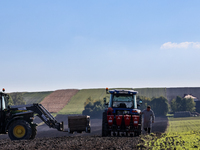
[0,89,64,140]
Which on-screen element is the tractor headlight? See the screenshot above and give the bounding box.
[132,109,141,114]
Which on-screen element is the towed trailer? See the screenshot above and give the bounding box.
[68,115,91,134]
[0,89,90,140]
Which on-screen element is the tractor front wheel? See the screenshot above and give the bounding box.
[102,112,108,137]
[8,120,32,140]
[30,126,37,139]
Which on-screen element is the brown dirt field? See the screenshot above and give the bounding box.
[40,89,79,113]
[0,116,168,150]
[0,136,143,150]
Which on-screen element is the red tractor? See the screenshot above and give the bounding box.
[102,89,142,137]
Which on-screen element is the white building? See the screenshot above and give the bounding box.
[184,94,199,101]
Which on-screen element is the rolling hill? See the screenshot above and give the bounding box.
[58,89,107,114]
[23,91,53,104]
[8,87,200,114]
[58,88,167,114]
[41,89,79,113]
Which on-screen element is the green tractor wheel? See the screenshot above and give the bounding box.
[8,120,32,140]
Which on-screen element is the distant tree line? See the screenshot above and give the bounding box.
[139,95,196,115]
[171,96,196,113]
[82,96,170,117]
[82,95,197,118]
[82,97,104,118]
[138,96,169,116]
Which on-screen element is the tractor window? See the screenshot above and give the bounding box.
[0,96,1,110]
[2,96,6,110]
[112,95,136,108]
[113,95,132,102]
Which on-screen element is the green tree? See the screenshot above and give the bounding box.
[82,108,92,116]
[184,98,196,112]
[171,96,196,113]
[84,97,93,107]
[82,97,105,118]
[150,96,169,116]
[171,98,177,113]
[85,102,93,109]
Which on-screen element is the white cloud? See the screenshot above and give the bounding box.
[160,42,200,49]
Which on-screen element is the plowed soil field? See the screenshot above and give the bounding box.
[0,136,144,150]
[40,89,79,113]
[0,116,168,150]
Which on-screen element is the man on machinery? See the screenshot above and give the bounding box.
[141,105,155,134]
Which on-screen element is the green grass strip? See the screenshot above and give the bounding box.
[141,117,200,149]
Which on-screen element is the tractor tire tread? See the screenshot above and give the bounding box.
[8,120,32,140]
[30,126,37,139]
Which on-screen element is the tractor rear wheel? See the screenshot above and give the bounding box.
[138,125,141,136]
[8,120,32,140]
[136,115,142,136]
[102,112,108,137]
[138,115,142,136]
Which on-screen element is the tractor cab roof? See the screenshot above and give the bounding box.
[0,92,9,97]
[109,89,138,95]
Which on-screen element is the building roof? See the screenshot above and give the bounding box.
[184,94,199,101]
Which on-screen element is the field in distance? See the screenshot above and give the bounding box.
[23,91,53,104]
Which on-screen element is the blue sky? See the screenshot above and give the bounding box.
[1,1,200,92]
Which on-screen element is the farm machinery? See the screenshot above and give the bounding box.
[0,89,90,140]
[102,88,142,137]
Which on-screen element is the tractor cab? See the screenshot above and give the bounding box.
[0,89,9,133]
[0,89,9,111]
[105,89,141,115]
